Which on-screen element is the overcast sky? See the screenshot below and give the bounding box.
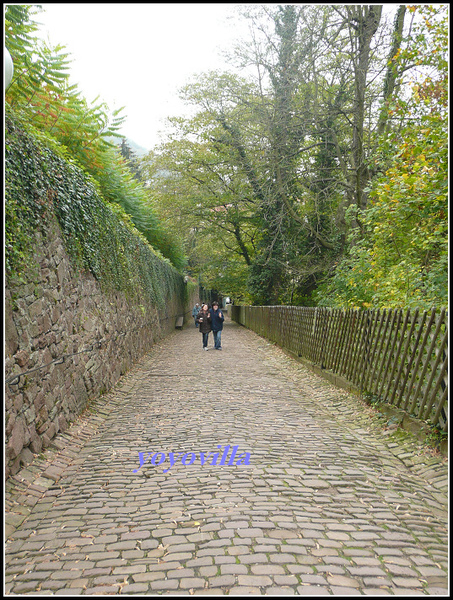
[35,3,243,150]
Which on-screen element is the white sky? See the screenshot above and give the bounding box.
[34,3,244,150]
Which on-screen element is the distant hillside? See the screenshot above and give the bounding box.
[124,138,149,157]
[108,136,149,157]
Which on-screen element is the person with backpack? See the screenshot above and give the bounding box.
[192,302,200,327]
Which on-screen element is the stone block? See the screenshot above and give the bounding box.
[51,305,61,324]
[19,447,35,467]
[34,391,46,412]
[5,412,16,437]
[36,416,49,435]
[58,415,68,433]
[46,422,57,440]
[24,407,36,425]
[8,455,23,476]
[45,394,55,412]
[5,298,19,356]
[13,395,24,413]
[29,434,43,455]
[28,298,44,319]
[41,433,52,449]
[9,419,26,459]
[38,314,52,335]
[57,262,66,285]
[15,350,29,367]
[82,316,96,332]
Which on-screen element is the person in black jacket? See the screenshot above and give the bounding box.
[197,303,211,350]
[209,301,225,350]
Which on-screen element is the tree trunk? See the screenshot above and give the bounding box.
[347,5,382,211]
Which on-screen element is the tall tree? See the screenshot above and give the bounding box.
[316,5,448,309]
[248,5,307,304]
[148,5,422,303]
[141,87,260,292]
[342,5,383,212]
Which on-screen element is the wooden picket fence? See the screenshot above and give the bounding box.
[231,305,448,432]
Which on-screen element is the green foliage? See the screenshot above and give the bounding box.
[5,114,185,312]
[5,117,51,279]
[142,91,260,286]
[247,257,283,306]
[426,424,449,449]
[14,5,445,309]
[316,5,448,310]
[193,235,253,303]
[149,5,446,307]
[5,5,68,99]
[4,4,186,270]
[146,6,392,303]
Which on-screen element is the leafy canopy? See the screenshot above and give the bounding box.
[316,5,448,310]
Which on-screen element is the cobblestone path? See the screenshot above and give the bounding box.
[5,318,448,596]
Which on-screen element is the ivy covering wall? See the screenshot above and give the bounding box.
[5,114,198,478]
[5,113,190,311]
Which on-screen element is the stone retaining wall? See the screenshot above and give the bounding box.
[5,216,194,479]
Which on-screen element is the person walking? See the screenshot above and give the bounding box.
[210,301,225,350]
[192,302,200,327]
[197,303,211,350]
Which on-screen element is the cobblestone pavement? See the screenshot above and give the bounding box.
[5,318,448,596]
